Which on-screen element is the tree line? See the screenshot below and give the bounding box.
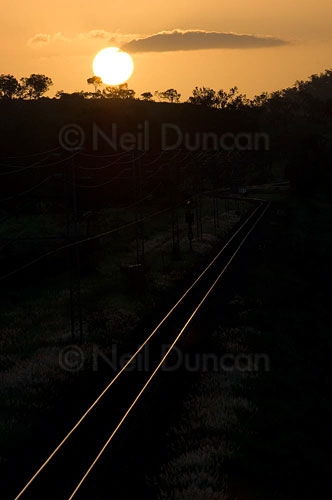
[1,69,332,112]
[82,70,332,114]
[84,77,249,107]
[67,69,332,110]
[0,74,53,99]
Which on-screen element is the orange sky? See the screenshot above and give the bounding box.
[1,0,331,99]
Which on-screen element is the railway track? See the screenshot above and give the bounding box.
[4,198,270,500]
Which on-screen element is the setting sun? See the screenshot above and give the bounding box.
[92,47,134,86]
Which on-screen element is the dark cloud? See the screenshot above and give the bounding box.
[121,29,289,53]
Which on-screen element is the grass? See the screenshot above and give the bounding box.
[156,325,262,500]
[0,196,248,457]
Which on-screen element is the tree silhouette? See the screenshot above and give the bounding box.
[141,92,153,101]
[87,76,103,93]
[19,74,53,99]
[188,86,249,109]
[250,92,270,108]
[159,88,181,103]
[55,90,88,100]
[188,86,217,107]
[103,83,135,99]
[216,87,249,110]
[0,74,20,99]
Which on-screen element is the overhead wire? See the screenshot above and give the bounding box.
[66,201,271,499]
[0,207,172,282]
[0,175,54,203]
[0,151,79,174]
[12,200,265,500]
[1,146,61,160]
[78,150,146,170]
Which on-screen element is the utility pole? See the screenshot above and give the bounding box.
[129,150,145,295]
[169,153,180,259]
[193,153,203,240]
[137,152,145,266]
[174,153,180,256]
[64,158,75,342]
[65,149,84,344]
[71,152,83,344]
[185,200,194,251]
[133,150,145,265]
